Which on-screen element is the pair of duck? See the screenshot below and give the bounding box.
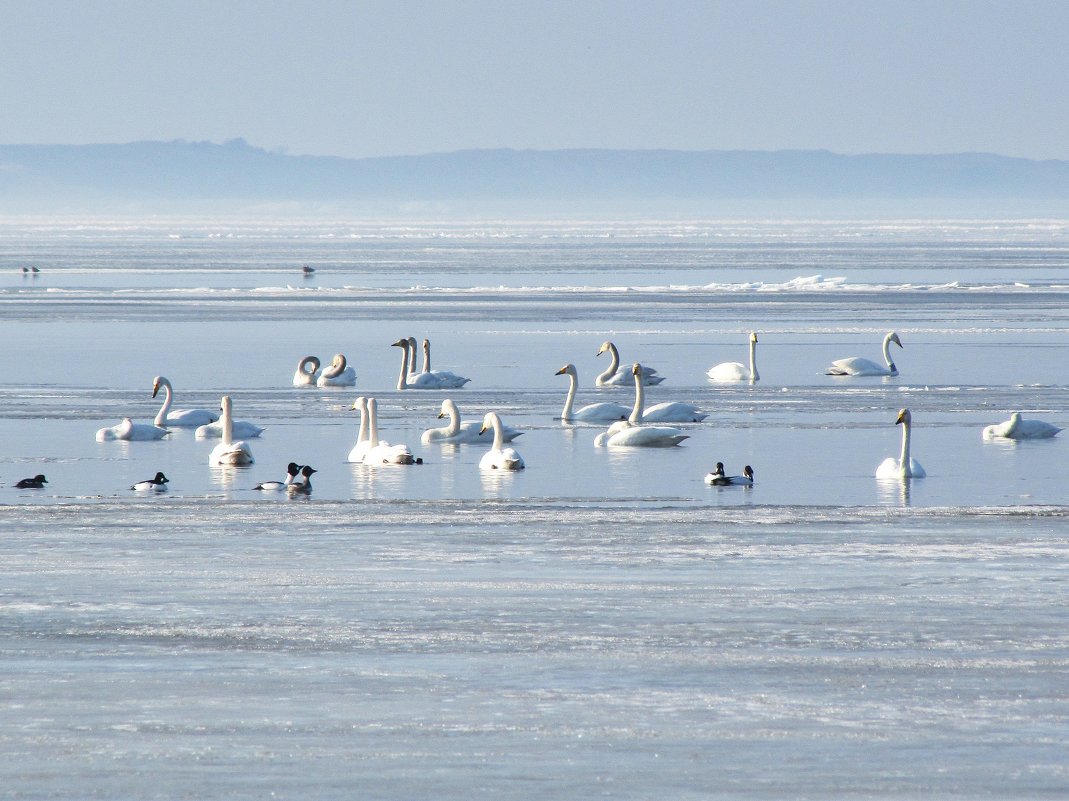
[16,472,171,491]
[254,462,317,493]
[704,464,755,486]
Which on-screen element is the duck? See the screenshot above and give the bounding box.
[478,412,525,470]
[393,338,448,389]
[131,471,169,491]
[705,464,754,485]
[15,474,47,489]
[422,398,522,444]
[96,417,169,441]
[287,465,317,494]
[595,341,664,386]
[982,411,1062,440]
[151,376,219,427]
[555,363,630,422]
[876,408,926,479]
[316,353,357,387]
[707,332,760,383]
[254,462,303,490]
[292,356,321,387]
[827,331,903,377]
[626,363,706,422]
[208,395,255,466]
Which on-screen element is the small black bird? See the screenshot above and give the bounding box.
[132,471,169,491]
[15,474,47,489]
[287,465,317,494]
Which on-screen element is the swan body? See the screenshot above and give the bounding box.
[707,332,760,383]
[555,364,630,422]
[393,339,449,389]
[422,399,521,444]
[479,412,525,469]
[292,356,321,387]
[96,417,169,441]
[254,462,302,490]
[828,331,902,377]
[208,395,255,466]
[982,411,1061,440]
[595,341,664,386]
[628,363,706,423]
[132,471,169,491]
[876,407,926,479]
[287,465,317,494]
[151,376,219,427]
[316,353,357,387]
[195,419,264,439]
[705,463,754,485]
[362,398,416,465]
[593,419,690,447]
[415,337,471,388]
[15,474,47,489]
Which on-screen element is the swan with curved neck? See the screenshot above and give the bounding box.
[393,339,447,389]
[152,376,219,427]
[595,341,664,386]
[876,407,925,478]
[982,411,1062,440]
[707,332,760,383]
[362,398,416,465]
[555,364,630,422]
[422,399,521,444]
[828,331,902,377]
[316,353,357,387]
[593,365,691,447]
[478,412,525,469]
[628,363,706,423]
[292,356,321,387]
[208,395,255,465]
[96,416,169,441]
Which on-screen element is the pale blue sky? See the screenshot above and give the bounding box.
[2,0,1067,160]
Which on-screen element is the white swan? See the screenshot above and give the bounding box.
[415,337,471,388]
[254,462,302,490]
[627,363,707,422]
[828,331,902,376]
[876,407,926,479]
[347,396,374,462]
[393,338,447,389]
[362,398,416,465]
[151,376,219,427]
[478,412,525,470]
[208,395,255,465]
[96,417,169,441]
[422,399,521,444]
[704,463,754,485]
[292,356,321,387]
[707,332,760,383]
[316,353,357,387]
[195,415,264,439]
[132,471,169,491]
[555,364,631,423]
[595,341,664,386]
[982,411,1062,440]
[593,418,689,447]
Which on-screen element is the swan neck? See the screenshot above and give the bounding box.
[900,419,911,474]
[221,399,233,445]
[368,400,380,444]
[396,342,409,390]
[629,370,645,423]
[749,337,759,382]
[357,402,368,445]
[491,415,504,450]
[597,344,620,383]
[154,382,173,425]
[422,342,431,373]
[561,370,577,420]
[445,402,460,435]
[883,335,893,367]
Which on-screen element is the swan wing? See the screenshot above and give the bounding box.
[607,424,688,447]
[827,357,891,376]
[707,361,749,382]
[642,402,707,423]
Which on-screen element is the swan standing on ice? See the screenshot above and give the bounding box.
[393,338,448,389]
[15,474,47,488]
[594,365,690,447]
[292,356,321,386]
[414,337,470,388]
[316,353,357,387]
[478,412,525,470]
[982,411,1062,440]
[132,471,169,491]
[254,462,303,490]
[362,398,416,465]
[595,341,664,386]
[555,363,630,422]
[422,399,521,444]
[151,376,219,427]
[828,331,903,376]
[208,395,255,465]
[704,463,754,485]
[707,332,760,383]
[96,417,169,441]
[626,363,706,422]
[876,407,926,479]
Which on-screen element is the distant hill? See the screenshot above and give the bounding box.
[1,138,1067,216]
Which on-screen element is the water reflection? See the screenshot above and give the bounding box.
[876,477,912,506]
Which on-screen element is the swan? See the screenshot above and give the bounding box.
[593,418,690,447]
[287,465,317,494]
[705,463,754,485]
[828,331,902,376]
[316,353,357,387]
[555,364,630,422]
[627,363,707,422]
[151,376,219,427]
[208,395,255,465]
[414,337,470,387]
[422,399,521,444]
[254,462,303,490]
[132,471,169,491]
[393,338,447,389]
[876,407,926,479]
[15,474,47,489]
[96,417,169,441]
[362,398,416,465]
[982,411,1062,440]
[347,396,374,462]
[194,398,264,439]
[707,332,760,383]
[292,356,321,386]
[478,412,525,470]
[595,341,664,386]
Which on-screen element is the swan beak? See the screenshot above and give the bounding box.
[391,339,405,347]
[631,363,641,376]
[438,411,446,419]
[895,409,907,425]
[478,425,487,435]
[554,366,566,375]
[151,383,160,398]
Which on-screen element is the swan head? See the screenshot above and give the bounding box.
[437,398,458,419]
[391,338,408,349]
[350,395,367,412]
[219,395,232,413]
[555,364,577,377]
[478,411,500,435]
[298,355,321,373]
[631,362,643,377]
[895,408,912,426]
[888,332,903,349]
[750,332,758,344]
[423,338,431,352]
[597,341,614,357]
[320,353,348,377]
[151,376,170,398]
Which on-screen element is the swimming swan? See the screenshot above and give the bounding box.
[595,341,664,386]
[132,471,169,491]
[96,417,169,441]
[707,332,760,383]
[393,338,448,389]
[593,418,689,447]
[422,399,521,444]
[347,396,374,462]
[876,407,925,479]
[254,462,302,490]
[828,331,902,376]
[292,356,321,386]
[555,363,630,422]
[316,353,357,387]
[415,337,470,388]
[362,398,416,465]
[982,411,1062,440]
[152,376,219,427]
[208,395,255,465]
[627,363,707,423]
[478,412,525,470]
[704,463,754,485]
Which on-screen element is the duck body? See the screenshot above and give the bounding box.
[132,471,169,491]
[15,474,47,489]
[96,417,169,441]
[705,464,754,485]
[152,376,219,427]
[254,462,302,490]
[982,412,1061,440]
